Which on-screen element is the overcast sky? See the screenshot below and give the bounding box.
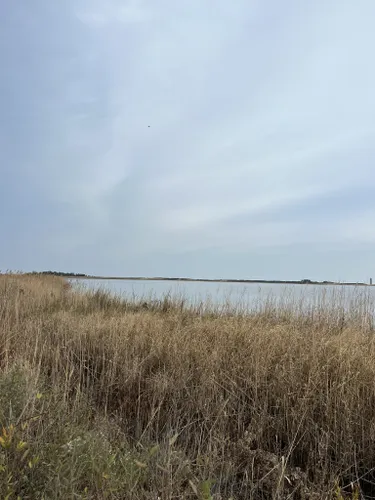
[1,0,375,281]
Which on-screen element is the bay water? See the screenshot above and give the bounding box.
[70,278,375,318]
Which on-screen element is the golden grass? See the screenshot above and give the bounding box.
[1,274,375,499]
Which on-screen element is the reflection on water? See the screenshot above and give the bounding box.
[69,279,375,316]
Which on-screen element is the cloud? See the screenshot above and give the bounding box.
[1,0,375,279]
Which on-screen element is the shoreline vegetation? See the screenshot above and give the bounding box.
[2,273,375,498]
[21,270,372,286]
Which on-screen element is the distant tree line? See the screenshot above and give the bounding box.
[28,271,87,277]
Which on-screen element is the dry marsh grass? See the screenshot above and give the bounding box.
[1,274,375,499]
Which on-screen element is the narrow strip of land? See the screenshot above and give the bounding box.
[65,275,371,286]
[22,272,372,286]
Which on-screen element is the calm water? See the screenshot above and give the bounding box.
[70,279,375,314]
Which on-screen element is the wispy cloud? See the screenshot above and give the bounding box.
[1,0,375,279]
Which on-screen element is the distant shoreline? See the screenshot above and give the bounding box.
[65,276,372,286]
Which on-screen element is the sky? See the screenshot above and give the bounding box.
[1,0,375,282]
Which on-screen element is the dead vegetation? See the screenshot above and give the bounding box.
[1,273,375,499]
